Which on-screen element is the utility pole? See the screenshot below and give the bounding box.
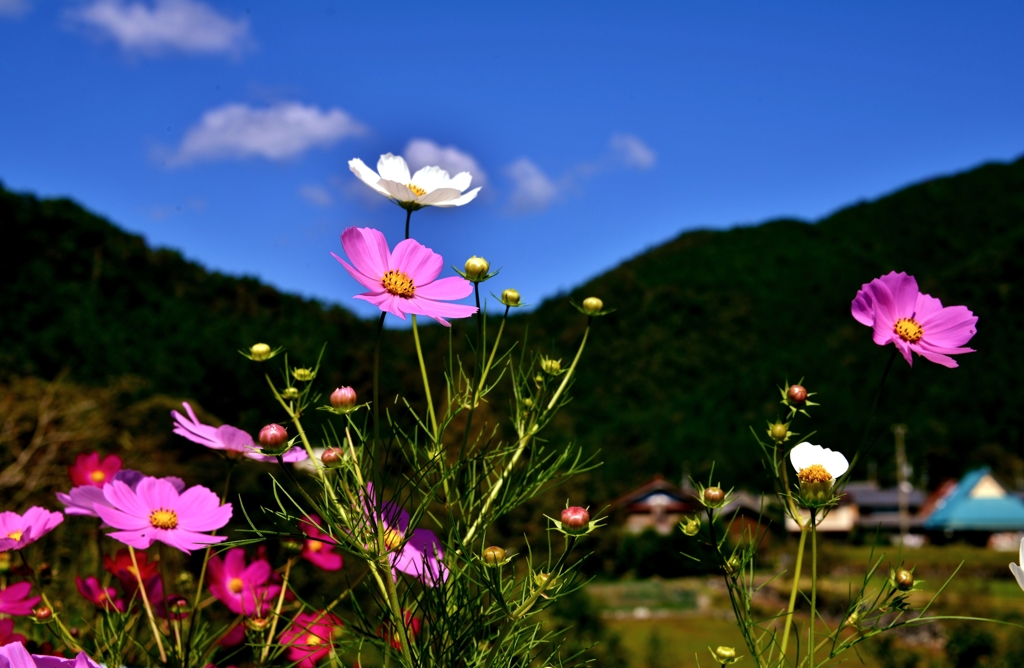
[892,424,910,542]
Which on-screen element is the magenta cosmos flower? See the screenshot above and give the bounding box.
[0,508,63,552]
[851,271,978,368]
[332,227,477,326]
[0,641,98,668]
[172,402,307,463]
[298,516,343,571]
[0,583,40,616]
[0,618,27,647]
[280,611,342,668]
[68,452,122,488]
[208,548,280,616]
[366,485,447,586]
[75,576,124,613]
[95,477,232,554]
[58,469,185,518]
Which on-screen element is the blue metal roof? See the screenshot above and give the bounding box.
[922,467,1024,531]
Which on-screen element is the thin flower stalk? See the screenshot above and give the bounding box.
[458,283,487,462]
[545,319,591,412]
[411,314,439,443]
[261,556,295,665]
[129,545,167,664]
[477,304,512,396]
[809,511,818,668]
[778,526,807,663]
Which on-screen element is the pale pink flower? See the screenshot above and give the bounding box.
[366,485,447,586]
[0,508,63,552]
[171,402,308,463]
[332,227,477,326]
[851,271,977,368]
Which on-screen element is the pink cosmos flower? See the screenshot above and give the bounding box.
[0,618,26,647]
[218,623,246,647]
[0,508,63,552]
[378,610,422,652]
[208,548,280,616]
[0,582,41,616]
[95,477,232,554]
[298,516,343,571]
[0,641,98,668]
[68,452,122,488]
[58,469,185,518]
[332,227,477,327]
[171,403,308,463]
[75,576,124,613]
[851,271,978,368]
[280,611,342,668]
[365,485,447,586]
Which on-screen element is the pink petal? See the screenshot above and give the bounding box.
[332,253,384,292]
[341,227,390,280]
[136,477,178,511]
[893,338,914,366]
[851,288,874,327]
[356,292,407,320]
[223,548,246,578]
[389,239,443,285]
[918,305,978,347]
[95,504,150,531]
[403,297,478,326]
[102,481,150,519]
[105,528,156,550]
[915,349,959,368]
[415,276,473,301]
[216,425,254,452]
[878,272,918,319]
[243,558,272,584]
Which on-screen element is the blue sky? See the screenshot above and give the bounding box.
[2,1,1022,322]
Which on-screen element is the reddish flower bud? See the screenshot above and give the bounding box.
[482,546,507,566]
[321,448,344,468]
[34,606,53,622]
[787,384,808,404]
[259,424,288,448]
[895,569,914,591]
[330,386,357,409]
[561,506,590,534]
[704,487,725,505]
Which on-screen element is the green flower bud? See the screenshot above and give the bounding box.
[540,357,562,375]
[710,645,741,665]
[482,546,507,566]
[465,256,490,280]
[501,288,521,306]
[582,297,604,314]
[769,421,790,443]
[292,368,315,382]
[250,343,272,361]
[895,569,914,591]
[704,486,725,507]
[680,515,701,537]
[282,387,299,400]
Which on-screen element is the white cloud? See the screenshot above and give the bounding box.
[506,158,558,213]
[68,0,251,56]
[299,184,333,207]
[403,138,488,187]
[0,0,30,17]
[167,102,366,165]
[609,133,656,169]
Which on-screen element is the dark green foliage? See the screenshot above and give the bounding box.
[944,622,996,668]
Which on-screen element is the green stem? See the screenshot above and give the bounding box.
[129,546,167,664]
[459,284,485,462]
[809,511,818,668]
[403,208,412,240]
[477,305,510,395]
[545,318,591,412]
[373,312,386,452]
[779,525,808,662]
[411,314,439,441]
[846,348,897,475]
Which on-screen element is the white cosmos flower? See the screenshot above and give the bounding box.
[349,153,481,211]
[1011,538,1024,592]
[790,442,850,480]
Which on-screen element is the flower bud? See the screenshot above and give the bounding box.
[846,610,861,627]
[501,288,521,306]
[34,606,52,622]
[534,572,557,589]
[680,515,701,537]
[726,555,741,573]
[714,646,736,661]
[292,368,315,382]
[69,627,79,638]
[259,424,288,449]
[330,386,357,410]
[582,297,603,314]
[464,256,490,280]
[523,397,534,408]
[540,357,561,375]
[895,569,914,591]
[321,448,344,468]
[246,616,271,632]
[769,421,790,442]
[282,387,299,400]
[250,343,272,361]
[482,546,507,566]
[787,384,808,404]
[560,506,591,534]
[280,538,303,553]
[704,486,725,507]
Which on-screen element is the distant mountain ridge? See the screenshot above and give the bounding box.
[3,155,1023,498]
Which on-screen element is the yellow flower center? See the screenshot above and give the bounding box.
[90,470,107,483]
[797,464,832,483]
[894,317,923,343]
[6,530,23,542]
[382,270,415,298]
[305,634,323,647]
[383,527,404,550]
[406,183,427,196]
[228,577,244,594]
[306,539,322,553]
[149,509,178,530]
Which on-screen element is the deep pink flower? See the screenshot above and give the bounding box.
[208,548,280,616]
[103,548,159,593]
[0,583,41,616]
[378,610,422,652]
[298,516,343,571]
[280,611,342,668]
[0,618,26,647]
[75,576,124,613]
[58,470,185,518]
[218,623,246,647]
[95,477,232,554]
[172,402,308,463]
[851,271,978,368]
[68,452,122,488]
[0,508,63,551]
[332,227,477,326]
[0,641,98,668]
[366,485,447,586]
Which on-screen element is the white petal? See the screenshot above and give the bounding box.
[378,179,417,202]
[1020,537,1024,572]
[1011,562,1024,592]
[411,165,450,192]
[430,186,481,208]
[824,449,850,478]
[349,158,389,196]
[789,442,819,472]
[416,187,463,206]
[377,153,410,183]
[448,171,472,192]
